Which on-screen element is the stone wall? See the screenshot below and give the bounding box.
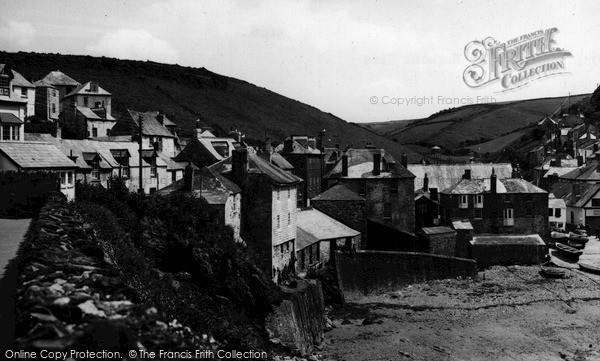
[11,195,211,351]
[335,250,478,302]
[265,279,325,355]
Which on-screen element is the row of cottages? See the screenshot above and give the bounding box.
[439,169,549,236]
[550,181,600,230]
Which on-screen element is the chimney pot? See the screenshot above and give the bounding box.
[464,169,471,180]
[401,153,408,168]
[490,168,497,194]
[373,152,381,176]
[341,154,349,177]
[423,173,429,192]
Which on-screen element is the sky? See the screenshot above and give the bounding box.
[1,0,599,123]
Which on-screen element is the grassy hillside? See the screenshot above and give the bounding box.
[361,95,590,150]
[1,51,422,162]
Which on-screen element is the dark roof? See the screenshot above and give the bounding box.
[312,184,365,201]
[422,226,456,235]
[0,142,77,169]
[442,178,546,194]
[296,208,360,250]
[408,163,512,191]
[550,181,600,208]
[157,167,241,204]
[0,112,24,124]
[33,79,57,89]
[64,81,111,98]
[110,110,175,138]
[38,71,80,87]
[471,234,544,246]
[269,153,294,170]
[0,65,34,88]
[559,163,600,182]
[324,148,414,179]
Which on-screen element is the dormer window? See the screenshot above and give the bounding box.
[0,75,9,96]
[20,87,27,98]
[91,161,100,179]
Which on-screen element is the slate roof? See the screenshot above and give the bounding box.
[408,163,512,191]
[64,81,111,98]
[296,208,360,250]
[209,149,303,185]
[442,178,546,194]
[549,197,566,209]
[269,152,294,170]
[24,133,167,170]
[452,220,473,230]
[550,181,600,208]
[76,106,116,121]
[312,184,365,201]
[145,111,176,127]
[38,71,80,87]
[422,226,456,235]
[110,110,175,138]
[559,163,600,182]
[0,113,24,124]
[0,141,77,169]
[325,148,414,179]
[0,65,35,88]
[33,79,57,89]
[158,166,241,204]
[277,138,321,155]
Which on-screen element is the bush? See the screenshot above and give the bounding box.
[0,171,59,217]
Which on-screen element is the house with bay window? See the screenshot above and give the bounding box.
[0,64,34,123]
[440,169,548,236]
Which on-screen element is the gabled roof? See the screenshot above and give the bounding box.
[75,106,116,121]
[33,79,57,89]
[0,112,24,124]
[442,178,546,194]
[145,111,176,127]
[158,166,241,204]
[559,163,600,182]
[277,138,321,155]
[549,197,566,209]
[0,141,77,169]
[296,208,360,250]
[325,148,414,179]
[312,184,365,201]
[64,81,111,98]
[38,71,79,87]
[551,181,600,208]
[0,64,34,88]
[422,226,455,235]
[269,152,294,170]
[110,110,175,138]
[174,137,237,167]
[408,163,512,191]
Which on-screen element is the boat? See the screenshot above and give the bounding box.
[579,261,600,274]
[551,231,569,240]
[556,243,583,260]
[574,228,588,236]
[541,266,566,278]
[568,232,589,244]
[566,240,585,250]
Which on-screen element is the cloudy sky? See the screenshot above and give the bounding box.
[2,0,599,123]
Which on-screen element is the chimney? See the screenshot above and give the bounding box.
[283,138,293,153]
[68,149,78,163]
[373,152,381,176]
[54,122,62,139]
[574,182,581,199]
[341,153,348,177]
[232,148,248,186]
[463,169,471,180]
[430,187,438,201]
[307,136,316,149]
[157,111,164,125]
[401,153,408,168]
[423,173,429,192]
[490,168,497,194]
[196,119,202,139]
[184,162,195,191]
[556,154,562,167]
[317,129,325,151]
[577,155,584,167]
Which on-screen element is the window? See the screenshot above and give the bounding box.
[52,103,56,113]
[67,171,74,187]
[592,199,600,207]
[474,194,483,208]
[277,215,280,229]
[53,90,57,97]
[474,208,483,219]
[418,204,427,214]
[149,187,156,194]
[149,157,157,177]
[277,189,280,200]
[171,171,177,183]
[390,180,398,194]
[92,127,98,138]
[106,129,110,136]
[2,125,10,140]
[288,212,291,225]
[383,203,392,220]
[91,161,100,179]
[549,208,554,217]
[288,188,291,199]
[459,195,469,208]
[83,97,89,107]
[315,243,320,261]
[95,101,101,108]
[358,181,366,197]
[60,172,67,189]
[503,208,514,226]
[555,208,561,218]
[21,87,27,97]
[285,242,289,252]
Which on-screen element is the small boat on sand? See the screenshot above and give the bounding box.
[566,240,585,250]
[551,231,569,240]
[568,232,589,244]
[556,243,583,260]
[541,266,566,278]
[579,261,600,274]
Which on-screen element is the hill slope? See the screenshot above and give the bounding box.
[1,52,422,162]
[362,95,590,150]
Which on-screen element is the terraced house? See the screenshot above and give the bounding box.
[440,169,548,236]
[59,81,116,139]
[0,64,35,123]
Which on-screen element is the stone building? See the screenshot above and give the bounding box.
[33,79,60,121]
[311,184,367,248]
[323,148,415,234]
[440,169,548,236]
[36,71,80,112]
[277,135,323,207]
[211,148,303,283]
[110,110,178,158]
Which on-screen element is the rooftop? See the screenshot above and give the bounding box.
[64,81,111,98]
[312,184,365,201]
[408,163,512,191]
[471,234,545,246]
[550,181,600,208]
[422,226,456,235]
[157,166,241,204]
[37,70,80,87]
[325,148,414,179]
[442,178,546,195]
[0,141,77,169]
[296,207,360,250]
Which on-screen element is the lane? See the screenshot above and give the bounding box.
[0,218,31,280]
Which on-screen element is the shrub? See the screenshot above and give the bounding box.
[0,171,60,217]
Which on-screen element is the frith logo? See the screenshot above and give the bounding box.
[463,28,572,91]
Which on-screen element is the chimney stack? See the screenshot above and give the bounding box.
[232,148,248,186]
[574,182,581,198]
[307,136,316,149]
[430,187,438,201]
[157,111,164,125]
[423,173,429,192]
[68,149,78,163]
[196,119,202,139]
[556,154,562,167]
[463,169,471,180]
[373,152,381,176]
[577,155,584,167]
[317,129,325,152]
[341,153,349,177]
[401,153,408,168]
[184,162,195,191]
[54,122,62,139]
[490,168,497,194]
